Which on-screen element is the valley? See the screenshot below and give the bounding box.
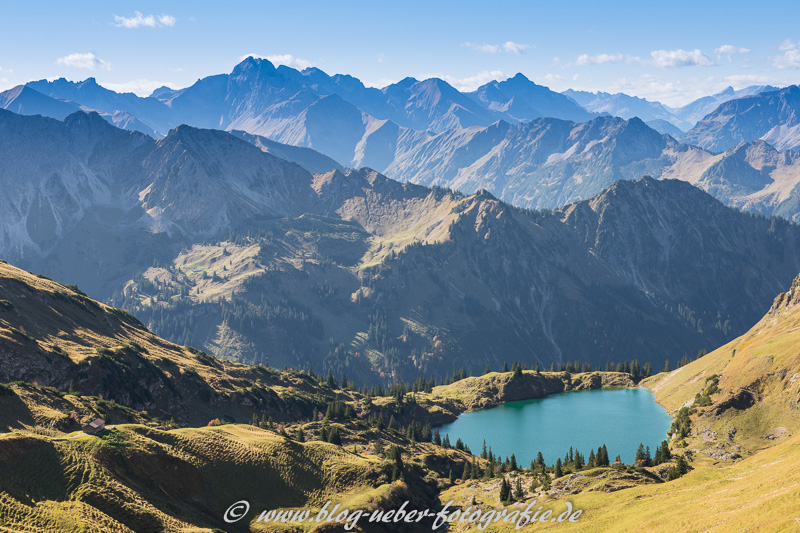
[2,261,799,531]
[2,17,800,531]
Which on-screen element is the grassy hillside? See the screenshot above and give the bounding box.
[644,273,800,457]
[2,260,800,532]
[429,275,800,532]
[0,424,392,532]
[0,260,365,427]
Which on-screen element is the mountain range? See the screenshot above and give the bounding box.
[358,115,800,220]
[4,59,800,221]
[683,84,800,152]
[563,85,778,133]
[1,109,799,383]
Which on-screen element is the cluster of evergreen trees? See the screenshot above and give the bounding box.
[634,441,671,466]
[498,476,526,505]
[319,425,342,445]
[323,400,357,420]
[670,407,692,439]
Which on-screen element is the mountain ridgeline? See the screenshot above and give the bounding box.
[1,109,799,383]
[6,58,800,223]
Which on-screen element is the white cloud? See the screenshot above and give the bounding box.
[113,12,176,28]
[503,41,530,55]
[575,53,625,66]
[56,53,111,71]
[436,70,506,92]
[714,45,750,55]
[538,73,566,83]
[238,54,314,70]
[462,41,530,55]
[605,74,774,107]
[649,48,714,68]
[102,79,176,97]
[773,39,800,69]
[715,45,750,63]
[463,42,501,54]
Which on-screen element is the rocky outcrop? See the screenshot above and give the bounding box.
[770,274,800,314]
[710,389,757,416]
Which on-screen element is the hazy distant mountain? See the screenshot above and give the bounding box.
[0,85,80,120]
[673,85,778,126]
[563,89,690,130]
[383,116,694,209]
[0,109,312,270]
[230,130,344,174]
[470,74,596,122]
[682,86,800,152]
[27,77,169,135]
[366,114,800,222]
[671,140,800,220]
[645,119,685,138]
[2,110,800,380]
[21,58,601,151]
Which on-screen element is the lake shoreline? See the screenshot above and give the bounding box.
[436,386,674,465]
[378,370,640,426]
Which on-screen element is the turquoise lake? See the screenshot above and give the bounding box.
[436,387,672,466]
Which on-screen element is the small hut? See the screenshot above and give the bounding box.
[82,418,105,435]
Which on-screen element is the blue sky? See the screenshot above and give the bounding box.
[1,0,798,106]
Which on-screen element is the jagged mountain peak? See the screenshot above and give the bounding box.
[231,55,277,75]
[384,77,420,92]
[509,72,532,83]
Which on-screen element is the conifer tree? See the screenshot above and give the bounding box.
[661,440,671,461]
[328,426,342,445]
[499,477,511,504]
[555,458,563,478]
[513,477,524,500]
[635,443,645,463]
